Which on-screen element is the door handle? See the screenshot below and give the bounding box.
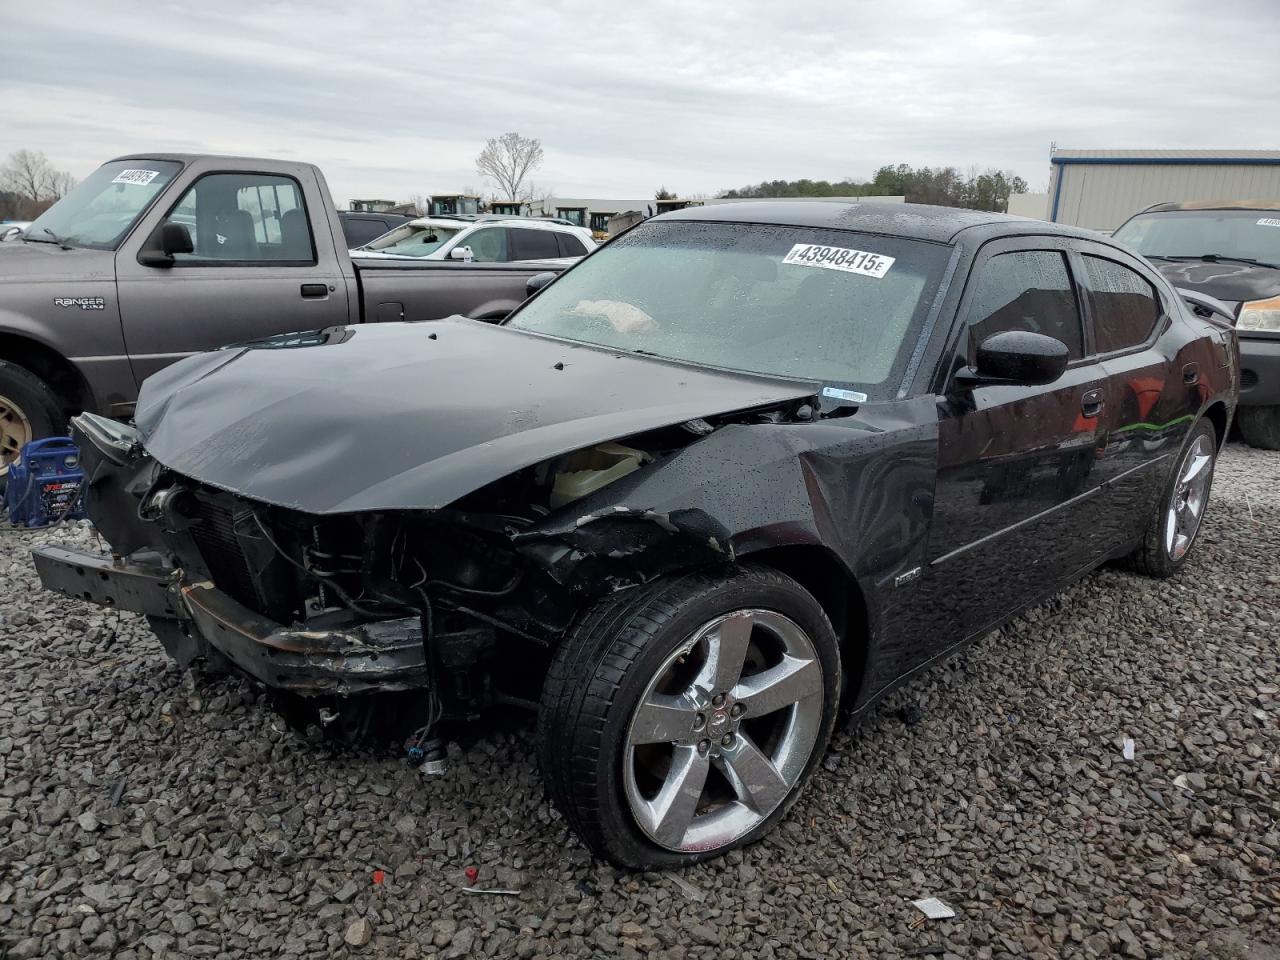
[300,283,329,299]
[1081,388,1105,418]
[1183,362,1200,384]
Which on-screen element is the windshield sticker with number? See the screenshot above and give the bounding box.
[111,169,160,186]
[1257,217,1280,228]
[782,243,894,278]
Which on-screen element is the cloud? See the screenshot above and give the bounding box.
[1,0,1276,203]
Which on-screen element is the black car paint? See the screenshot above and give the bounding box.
[34,202,1236,723]
[131,319,818,513]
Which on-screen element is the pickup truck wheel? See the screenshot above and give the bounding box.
[1236,405,1280,451]
[1128,419,1217,578]
[537,566,840,868]
[0,362,65,482]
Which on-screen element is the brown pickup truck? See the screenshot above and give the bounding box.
[0,153,567,476]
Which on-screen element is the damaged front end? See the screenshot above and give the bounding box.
[34,400,812,727]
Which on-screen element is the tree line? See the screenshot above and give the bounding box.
[0,150,77,220]
[719,164,1030,213]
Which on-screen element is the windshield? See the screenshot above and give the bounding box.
[506,220,950,395]
[363,223,460,257]
[1114,210,1280,266]
[25,160,182,250]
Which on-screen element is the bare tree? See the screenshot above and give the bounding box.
[405,193,429,216]
[1,150,52,205]
[0,150,77,216]
[46,168,77,201]
[475,133,544,202]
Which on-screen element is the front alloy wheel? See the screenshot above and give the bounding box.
[0,391,32,478]
[624,609,824,852]
[537,567,841,868]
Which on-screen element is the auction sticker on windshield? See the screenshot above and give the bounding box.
[782,243,894,278]
[111,169,160,186]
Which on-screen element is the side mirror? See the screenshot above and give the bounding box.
[526,272,556,296]
[449,245,473,261]
[964,330,1069,386]
[138,222,194,267]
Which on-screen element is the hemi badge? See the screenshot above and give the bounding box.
[894,567,922,588]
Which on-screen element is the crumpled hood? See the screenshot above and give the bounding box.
[1152,259,1280,310]
[135,318,818,514]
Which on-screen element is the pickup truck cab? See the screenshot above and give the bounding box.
[0,154,567,476]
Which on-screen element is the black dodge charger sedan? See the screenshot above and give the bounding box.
[35,201,1237,868]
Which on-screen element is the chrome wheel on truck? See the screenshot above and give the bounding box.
[623,608,825,852]
[0,362,66,483]
[0,391,33,477]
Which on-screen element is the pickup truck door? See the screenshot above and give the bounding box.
[115,167,352,387]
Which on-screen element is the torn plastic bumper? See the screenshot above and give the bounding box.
[31,545,427,695]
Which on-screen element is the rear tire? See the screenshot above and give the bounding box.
[1236,405,1280,451]
[0,361,66,484]
[1128,419,1217,578]
[537,566,840,869]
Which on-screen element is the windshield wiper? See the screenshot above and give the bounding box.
[1150,253,1280,270]
[24,227,73,250]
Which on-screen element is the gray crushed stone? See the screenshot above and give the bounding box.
[0,443,1277,959]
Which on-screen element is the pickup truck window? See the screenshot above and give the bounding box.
[24,159,182,250]
[163,172,315,264]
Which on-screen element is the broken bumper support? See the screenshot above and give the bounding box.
[31,546,427,695]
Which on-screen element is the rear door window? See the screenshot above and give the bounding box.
[967,250,1084,359]
[510,228,560,260]
[1080,255,1162,353]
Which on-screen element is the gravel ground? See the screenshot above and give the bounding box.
[1,443,1277,960]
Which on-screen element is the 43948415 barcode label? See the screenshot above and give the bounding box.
[782,243,894,278]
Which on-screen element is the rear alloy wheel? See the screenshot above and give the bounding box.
[1130,419,1217,577]
[1237,405,1280,451]
[537,567,841,868]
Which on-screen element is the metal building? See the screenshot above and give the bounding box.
[1047,149,1280,231]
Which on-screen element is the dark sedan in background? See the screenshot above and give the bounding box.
[35,202,1236,868]
[1114,200,1279,448]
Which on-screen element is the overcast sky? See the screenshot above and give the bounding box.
[2,0,1277,205]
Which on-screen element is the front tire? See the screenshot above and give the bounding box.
[1237,405,1280,451]
[537,566,840,869]
[1128,419,1217,578]
[0,361,66,482]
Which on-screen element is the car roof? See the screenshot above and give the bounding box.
[1140,199,1280,213]
[408,216,583,232]
[656,200,1100,244]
